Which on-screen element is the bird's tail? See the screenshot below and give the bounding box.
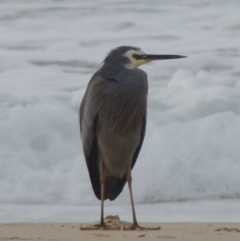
[104,175,127,201]
[91,173,127,201]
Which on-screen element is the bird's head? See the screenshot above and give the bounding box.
[103,46,186,69]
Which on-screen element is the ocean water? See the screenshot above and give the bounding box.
[0,0,240,221]
[1,199,240,222]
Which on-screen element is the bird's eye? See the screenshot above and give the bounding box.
[132,54,140,60]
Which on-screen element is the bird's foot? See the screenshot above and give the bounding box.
[123,222,161,231]
[80,218,121,231]
[80,223,120,230]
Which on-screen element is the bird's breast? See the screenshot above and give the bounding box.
[100,70,148,132]
[91,70,148,177]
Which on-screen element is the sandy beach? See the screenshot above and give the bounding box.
[1,222,240,241]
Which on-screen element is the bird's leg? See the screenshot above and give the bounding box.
[81,170,120,230]
[125,170,140,229]
[80,173,107,230]
[95,165,120,230]
[100,173,106,228]
[124,170,161,231]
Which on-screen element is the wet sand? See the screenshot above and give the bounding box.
[1,222,240,241]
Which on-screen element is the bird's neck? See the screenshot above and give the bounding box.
[99,63,129,81]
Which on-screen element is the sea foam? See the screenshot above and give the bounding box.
[0,0,240,206]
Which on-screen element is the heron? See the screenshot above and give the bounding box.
[79,46,186,230]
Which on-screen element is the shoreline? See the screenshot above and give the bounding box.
[1,199,240,223]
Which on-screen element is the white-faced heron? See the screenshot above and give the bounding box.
[80,46,186,230]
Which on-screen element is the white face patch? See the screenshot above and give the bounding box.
[123,49,147,69]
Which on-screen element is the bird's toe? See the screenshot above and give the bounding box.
[123,223,161,231]
[80,223,121,231]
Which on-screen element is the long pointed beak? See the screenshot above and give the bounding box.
[141,54,187,60]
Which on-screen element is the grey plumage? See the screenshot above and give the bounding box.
[79,46,186,229]
[80,50,147,200]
